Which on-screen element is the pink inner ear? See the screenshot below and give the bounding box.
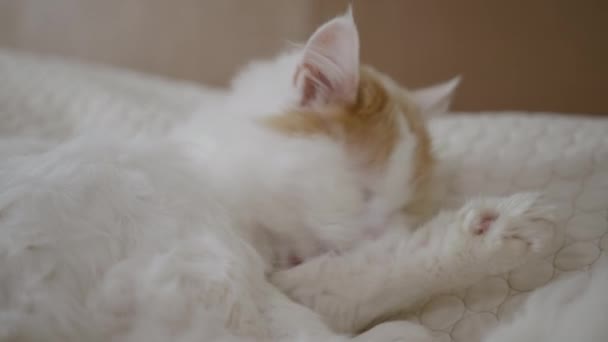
[293,12,360,109]
[294,63,333,107]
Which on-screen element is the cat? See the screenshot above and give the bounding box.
[0,9,555,342]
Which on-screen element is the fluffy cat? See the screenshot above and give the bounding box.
[0,10,555,342]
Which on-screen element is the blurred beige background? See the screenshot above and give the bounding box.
[1,0,606,114]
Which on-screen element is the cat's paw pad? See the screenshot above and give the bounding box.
[459,192,555,272]
[464,209,499,236]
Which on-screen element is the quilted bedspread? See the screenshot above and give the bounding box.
[1,49,607,342]
[419,115,608,341]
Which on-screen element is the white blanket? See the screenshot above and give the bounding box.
[1,48,607,342]
[424,115,608,341]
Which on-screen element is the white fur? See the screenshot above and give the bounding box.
[410,76,461,117]
[272,192,556,333]
[295,9,359,108]
[0,10,555,342]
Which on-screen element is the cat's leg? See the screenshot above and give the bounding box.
[91,235,357,342]
[271,192,555,333]
[90,231,432,342]
[263,284,434,342]
[90,235,274,341]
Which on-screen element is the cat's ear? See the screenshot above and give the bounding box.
[293,9,360,109]
[411,76,461,118]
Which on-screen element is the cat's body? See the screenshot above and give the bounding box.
[0,10,555,342]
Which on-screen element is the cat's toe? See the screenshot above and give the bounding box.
[462,207,500,236]
[493,192,556,253]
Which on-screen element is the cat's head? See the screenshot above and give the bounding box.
[238,10,459,221]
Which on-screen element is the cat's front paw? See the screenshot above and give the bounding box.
[455,192,555,274]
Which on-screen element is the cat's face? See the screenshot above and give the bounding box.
[261,10,460,221]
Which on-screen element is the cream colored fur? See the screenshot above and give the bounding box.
[0,10,556,342]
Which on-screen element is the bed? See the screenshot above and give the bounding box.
[1,48,607,342]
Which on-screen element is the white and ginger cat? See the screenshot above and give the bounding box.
[0,10,555,342]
